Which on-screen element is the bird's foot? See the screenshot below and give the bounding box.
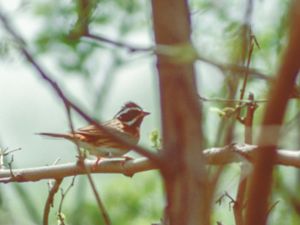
[121,156,134,177]
[92,157,103,171]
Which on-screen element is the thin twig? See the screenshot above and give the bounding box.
[85,171,111,225]
[85,33,152,52]
[63,77,110,224]
[216,192,236,211]
[233,4,257,219]
[206,165,225,215]
[43,158,63,225]
[237,30,258,124]
[233,94,258,225]
[199,95,268,104]
[84,33,270,80]
[266,200,280,217]
[57,176,76,225]
[0,147,21,169]
[223,192,236,210]
[233,174,247,225]
[43,178,63,225]
[8,155,15,178]
[197,54,269,80]
[239,33,256,101]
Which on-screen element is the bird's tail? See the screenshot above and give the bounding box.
[37,132,71,139]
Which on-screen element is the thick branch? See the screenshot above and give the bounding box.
[245,1,300,224]
[0,158,154,183]
[1,144,300,183]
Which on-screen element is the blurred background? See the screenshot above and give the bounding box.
[0,0,299,224]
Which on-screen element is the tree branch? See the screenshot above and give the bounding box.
[0,158,155,183]
[245,1,300,224]
[84,33,270,80]
[1,144,300,183]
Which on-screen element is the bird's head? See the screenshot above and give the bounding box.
[114,102,150,127]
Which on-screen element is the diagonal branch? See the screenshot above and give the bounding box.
[85,33,153,52]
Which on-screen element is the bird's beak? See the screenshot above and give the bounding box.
[143,111,150,117]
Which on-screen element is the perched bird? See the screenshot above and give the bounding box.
[38,102,150,160]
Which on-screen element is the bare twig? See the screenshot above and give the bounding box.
[266,200,280,217]
[43,158,63,225]
[85,33,152,52]
[199,95,268,104]
[57,176,76,225]
[64,86,111,225]
[233,172,247,225]
[8,155,15,178]
[85,172,111,225]
[43,178,63,225]
[239,33,256,102]
[215,191,236,210]
[233,95,258,225]
[0,147,21,169]
[197,54,269,80]
[85,33,270,80]
[233,12,257,222]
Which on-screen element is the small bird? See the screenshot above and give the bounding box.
[38,102,150,160]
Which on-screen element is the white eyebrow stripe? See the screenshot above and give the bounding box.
[116,107,142,116]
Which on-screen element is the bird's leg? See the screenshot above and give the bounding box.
[92,156,103,171]
[95,157,101,165]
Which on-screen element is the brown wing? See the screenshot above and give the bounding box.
[75,120,126,142]
[77,120,124,134]
[76,119,139,146]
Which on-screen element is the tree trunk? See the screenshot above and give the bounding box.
[151,1,209,224]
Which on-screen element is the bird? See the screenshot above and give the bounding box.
[38,102,150,161]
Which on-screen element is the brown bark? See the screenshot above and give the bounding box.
[151,1,208,225]
[245,1,300,225]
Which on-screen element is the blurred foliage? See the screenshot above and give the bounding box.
[0,187,12,225]
[52,172,163,225]
[13,183,41,224]
[103,172,163,225]
[31,0,145,78]
[149,130,161,150]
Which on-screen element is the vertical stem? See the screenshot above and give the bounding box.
[233,93,257,225]
[151,1,208,224]
[245,1,300,224]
